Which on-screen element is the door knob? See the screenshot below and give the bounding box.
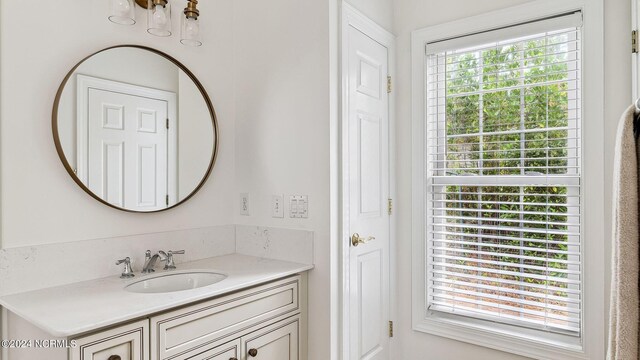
[351,233,375,247]
[248,348,258,357]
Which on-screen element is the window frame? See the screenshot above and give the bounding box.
[410,1,604,359]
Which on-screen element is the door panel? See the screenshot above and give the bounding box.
[103,141,124,206]
[347,25,390,360]
[358,249,383,357]
[358,113,382,216]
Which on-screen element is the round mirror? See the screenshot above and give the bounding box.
[52,45,218,212]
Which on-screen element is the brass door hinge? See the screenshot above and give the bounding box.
[166,195,169,206]
[388,320,394,337]
[387,76,392,94]
[633,30,638,53]
[166,118,170,129]
[388,198,393,215]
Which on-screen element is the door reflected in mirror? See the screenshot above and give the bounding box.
[53,46,218,212]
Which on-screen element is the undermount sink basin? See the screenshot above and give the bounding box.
[125,270,227,293]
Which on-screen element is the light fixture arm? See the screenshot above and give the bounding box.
[135,0,151,9]
[135,0,167,9]
[184,0,200,20]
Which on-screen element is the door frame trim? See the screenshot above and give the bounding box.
[633,0,639,101]
[339,3,396,359]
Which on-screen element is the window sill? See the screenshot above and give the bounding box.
[413,312,588,360]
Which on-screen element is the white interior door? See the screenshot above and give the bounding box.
[346,24,390,360]
[87,88,168,211]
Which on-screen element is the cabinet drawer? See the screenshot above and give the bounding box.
[69,319,149,360]
[186,339,240,360]
[151,276,300,359]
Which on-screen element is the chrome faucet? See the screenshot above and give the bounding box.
[142,250,168,274]
[115,257,135,278]
[163,250,185,270]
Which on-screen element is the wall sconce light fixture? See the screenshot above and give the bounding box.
[108,0,202,46]
[181,0,202,47]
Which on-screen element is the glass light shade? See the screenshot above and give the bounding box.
[181,16,202,46]
[147,1,172,36]
[109,0,136,25]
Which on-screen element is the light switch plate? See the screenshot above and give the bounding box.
[289,195,308,218]
[272,194,284,218]
[240,193,250,216]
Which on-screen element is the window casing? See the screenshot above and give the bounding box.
[424,14,583,337]
[411,2,605,359]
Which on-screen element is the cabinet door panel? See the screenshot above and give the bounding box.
[187,339,240,360]
[242,318,299,360]
[69,319,149,360]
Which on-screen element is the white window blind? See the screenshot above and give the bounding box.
[425,13,582,335]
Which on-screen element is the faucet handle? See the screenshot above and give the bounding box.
[115,257,135,279]
[164,250,185,270]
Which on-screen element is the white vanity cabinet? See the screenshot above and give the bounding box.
[66,275,305,360]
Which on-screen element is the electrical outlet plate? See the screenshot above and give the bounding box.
[240,193,250,216]
[289,195,308,218]
[272,194,284,218]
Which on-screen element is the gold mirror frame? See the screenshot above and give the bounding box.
[52,45,219,213]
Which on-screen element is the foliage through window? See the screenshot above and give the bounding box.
[425,19,581,334]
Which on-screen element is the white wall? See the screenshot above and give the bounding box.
[0,0,236,248]
[231,1,331,359]
[392,0,630,359]
[178,71,215,199]
[603,0,632,329]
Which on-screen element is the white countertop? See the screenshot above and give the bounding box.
[0,254,313,337]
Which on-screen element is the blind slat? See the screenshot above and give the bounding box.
[432,235,580,255]
[433,276,581,304]
[431,293,580,323]
[431,269,581,295]
[429,302,580,333]
[432,246,581,265]
[432,254,581,275]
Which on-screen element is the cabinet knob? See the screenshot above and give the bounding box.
[248,348,258,357]
[107,356,121,360]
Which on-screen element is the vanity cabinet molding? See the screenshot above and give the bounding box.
[68,319,149,360]
[150,276,302,360]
